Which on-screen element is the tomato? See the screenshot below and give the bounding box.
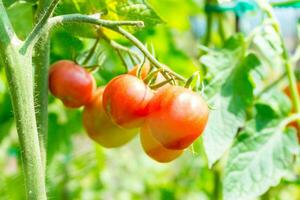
[145,85,209,150]
[103,74,153,128]
[284,83,300,143]
[83,88,137,148]
[140,124,182,163]
[49,60,95,108]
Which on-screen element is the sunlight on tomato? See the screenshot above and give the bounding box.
[49,60,95,108]
[103,74,153,128]
[146,85,209,150]
[83,87,137,148]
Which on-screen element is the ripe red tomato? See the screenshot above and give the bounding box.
[145,85,209,150]
[103,74,153,128]
[83,88,137,148]
[140,124,182,163]
[49,60,95,108]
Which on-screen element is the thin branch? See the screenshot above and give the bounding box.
[0,1,18,48]
[99,30,142,63]
[20,13,144,54]
[20,0,60,54]
[82,37,100,65]
[110,40,142,62]
[113,26,186,82]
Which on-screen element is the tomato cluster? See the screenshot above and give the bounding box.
[49,61,209,163]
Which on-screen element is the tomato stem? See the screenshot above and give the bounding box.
[260,2,300,127]
[0,3,47,199]
[82,37,100,66]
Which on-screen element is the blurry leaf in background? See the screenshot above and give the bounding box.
[114,0,163,27]
[47,99,83,162]
[201,34,245,96]
[148,0,200,30]
[203,53,260,167]
[50,31,85,63]
[224,104,299,200]
[0,69,13,143]
[7,1,34,40]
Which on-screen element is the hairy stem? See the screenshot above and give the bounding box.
[0,3,46,199]
[33,0,53,173]
[20,0,60,54]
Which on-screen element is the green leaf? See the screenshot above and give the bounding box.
[258,89,292,118]
[223,125,298,200]
[251,26,283,72]
[201,34,245,97]
[203,53,260,167]
[115,1,163,27]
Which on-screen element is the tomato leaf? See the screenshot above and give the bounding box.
[203,52,260,168]
[223,107,299,200]
[114,1,163,27]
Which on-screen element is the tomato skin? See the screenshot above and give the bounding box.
[140,124,182,163]
[145,86,209,150]
[83,88,137,148]
[103,74,153,129]
[49,60,95,108]
[284,83,300,143]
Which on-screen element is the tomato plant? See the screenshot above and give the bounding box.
[49,60,95,108]
[0,0,299,200]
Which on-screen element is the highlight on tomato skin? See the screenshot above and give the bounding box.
[102,74,154,129]
[140,124,183,163]
[49,60,96,108]
[146,85,209,150]
[82,87,138,148]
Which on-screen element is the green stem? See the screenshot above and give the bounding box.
[33,0,53,173]
[0,2,46,199]
[217,14,226,43]
[82,37,100,65]
[20,0,60,54]
[114,27,186,81]
[204,10,213,46]
[261,2,300,123]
